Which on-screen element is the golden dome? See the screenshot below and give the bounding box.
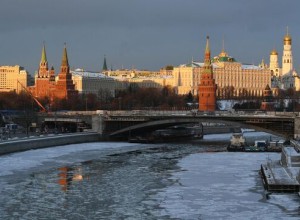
[270,49,278,55]
[284,34,292,41]
[219,50,228,57]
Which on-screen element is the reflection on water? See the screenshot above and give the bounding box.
[0,143,298,220]
[58,166,83,192]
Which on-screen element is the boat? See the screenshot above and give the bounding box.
[152,126,203,142]
[267,140,284,152]
[227,133,247,151]
[128,125,203,143]
[245,140,267,152]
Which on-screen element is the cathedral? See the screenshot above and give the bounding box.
[28,44,78,103]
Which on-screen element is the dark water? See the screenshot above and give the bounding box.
[0,142,299,220]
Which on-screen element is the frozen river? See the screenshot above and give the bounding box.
[0,133,299,219]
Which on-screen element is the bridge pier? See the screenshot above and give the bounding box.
[294,117,300,139]
[92,115,105,135]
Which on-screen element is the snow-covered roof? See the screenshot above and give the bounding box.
[71,69,114,79]
[179,62,263,70]
[179,62,217,68]
[241,64,263,70]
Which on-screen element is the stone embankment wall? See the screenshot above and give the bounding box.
[0,132,101,155]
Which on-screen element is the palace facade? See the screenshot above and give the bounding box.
[173,50,271,98]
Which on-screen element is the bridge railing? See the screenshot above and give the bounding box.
[101,110,298,118]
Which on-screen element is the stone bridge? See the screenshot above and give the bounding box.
[92,110,300,140]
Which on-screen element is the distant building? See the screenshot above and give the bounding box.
[71,69,115,98]
[270,28,297,90]
[104,68,173,91]
[173,49,271,98]
[0,65,29,93]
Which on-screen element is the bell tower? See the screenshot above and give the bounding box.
[282,27,293,76]
[198,36,217,111]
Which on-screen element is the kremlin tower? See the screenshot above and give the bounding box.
[260,84,274,111]
[198,36,217,111]
[54,44,78,99]
[28,44,78,105]
[33,44,56,98]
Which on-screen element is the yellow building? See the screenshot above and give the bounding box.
[173,49,271,98]
[0,65,29,93]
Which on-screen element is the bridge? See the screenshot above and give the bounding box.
[93,110,299,140]
[38,110,300,140]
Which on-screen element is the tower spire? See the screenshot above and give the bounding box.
[204,36,211,65]
[61,43,69,67]
[222,35,225,52]
[40,41,47,64]
[102,55,108,71]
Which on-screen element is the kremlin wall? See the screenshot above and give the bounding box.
[0,30,299,111]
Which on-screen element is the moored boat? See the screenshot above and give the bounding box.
[245,140,267,152]
[227,133,247,151]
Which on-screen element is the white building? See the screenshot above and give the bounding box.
[270,29,298,90]
[71,69,116,99]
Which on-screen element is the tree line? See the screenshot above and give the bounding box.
[1,85,300,112]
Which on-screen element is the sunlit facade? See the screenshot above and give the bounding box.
[0,65,29,93]
[173,49,271,98]
[71,69,116,98]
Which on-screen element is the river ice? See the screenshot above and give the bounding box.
[0,132,298,219]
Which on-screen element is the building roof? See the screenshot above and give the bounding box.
[241,64,263,70]
[179,62,263,70]
[71,69,115,79]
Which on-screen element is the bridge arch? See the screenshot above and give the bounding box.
[109,118,203,137]
[109,117,289,139]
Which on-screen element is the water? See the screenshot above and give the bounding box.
[0,140,299,220]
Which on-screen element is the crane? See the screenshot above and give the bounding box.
[17,80,48,112]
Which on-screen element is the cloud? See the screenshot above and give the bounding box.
[0,0,300,73]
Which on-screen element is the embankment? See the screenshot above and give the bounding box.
[0,132,101,155]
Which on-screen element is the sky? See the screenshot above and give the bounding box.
[0,0,300,75]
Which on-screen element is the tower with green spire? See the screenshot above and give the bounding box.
[102,55,108,72]
[39,43,49,77]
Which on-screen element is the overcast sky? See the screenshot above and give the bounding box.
[1,0,300,74]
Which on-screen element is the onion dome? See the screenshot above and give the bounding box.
[270,49,278,55]
[283,30,292,45]
[284,34,291,41]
